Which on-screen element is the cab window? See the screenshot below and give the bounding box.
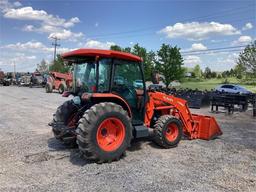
[98,58,112,93]
[112,59,145,123]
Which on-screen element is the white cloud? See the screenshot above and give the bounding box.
[215,53,239,70]
[242,22,253,31]
[0,40,75,72]
[0,0,21,12]
[26,55,36,59]
[23,24,61,33]
[0,0,11,11]
[3,5,84,42]
[23,24,84,42]
[4,7,80,28]
[1,41,71,53]
[232,35,252,45]
[191,43,207,51]
[48,29,84,41]
[84,40,115,49]
[210,39,227,43]
[183,55,202,68]
[95,22,99,27]
[13,1,22,7]
[159,22,240,41]
[0,52,38,72]
[181,43,207,53]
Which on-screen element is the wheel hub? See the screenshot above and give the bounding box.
[165,123,179,142]
[96,117,125,152]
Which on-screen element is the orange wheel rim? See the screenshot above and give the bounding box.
[165,123,179,142]
[96,117,125,152]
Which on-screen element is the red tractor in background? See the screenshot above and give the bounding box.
[46,71,72,94]
[49,49,222,163]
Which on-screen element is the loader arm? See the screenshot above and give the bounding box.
[145,91,222,140]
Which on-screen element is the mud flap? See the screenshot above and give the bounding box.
[192,114,222,140]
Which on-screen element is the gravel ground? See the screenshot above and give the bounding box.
[0,86,255,192]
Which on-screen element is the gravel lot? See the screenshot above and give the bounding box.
[0,86,255,192]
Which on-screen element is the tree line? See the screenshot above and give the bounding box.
[37,40,256,86]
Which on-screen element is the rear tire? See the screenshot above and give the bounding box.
[77,102,133,163]
[153,115,183,148]
[45,83,53,93]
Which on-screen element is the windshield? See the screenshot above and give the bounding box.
[73,60,96,93]
[71,57,112,93]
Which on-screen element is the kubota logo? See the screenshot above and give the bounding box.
[163,96,173,102]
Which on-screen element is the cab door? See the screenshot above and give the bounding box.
[111,59,146,125]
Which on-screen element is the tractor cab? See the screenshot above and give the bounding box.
[62,49,146,125]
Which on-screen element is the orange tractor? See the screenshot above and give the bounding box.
[46,71,72,94]
[49,49,222,163]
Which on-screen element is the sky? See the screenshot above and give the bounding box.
[0,0,255,72]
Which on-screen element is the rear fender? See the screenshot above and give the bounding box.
[91,93,132,118]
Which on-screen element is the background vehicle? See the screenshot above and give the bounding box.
[215,84,252,94]
[114,76,125,85]
[148,84,163,91]
[49,49,222,163]
[2,72,12,86]
[0,71,5,85]
[30,72,46,88]
[19,73,32,86]
[46,72,72,94]
[133,79,143,88]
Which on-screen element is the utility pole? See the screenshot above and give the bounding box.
[51,36,60,63]
[13,60,16,79]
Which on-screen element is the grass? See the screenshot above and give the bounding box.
[178,78,256,93]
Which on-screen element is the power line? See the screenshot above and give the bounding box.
[182,49,243,56]
[181,45,246,54]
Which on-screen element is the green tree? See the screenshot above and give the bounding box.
[155,44,184,87]
[204,67,212,79]
[49,54,70,73]
[211,71,217,78]
[36,59,48,73]
[144,51,155,81]
[110,45,131,53]
[193,64,201,79]
[229,68,234,77]
[123,47,132,53]
[237,40,256,77]
[234,63,246,79]
[110,45,123,51]
[132,44,155,81]
[111,44,155,81]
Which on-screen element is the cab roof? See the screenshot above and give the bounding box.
[62,49,142,62]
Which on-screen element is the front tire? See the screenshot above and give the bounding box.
[77,102,133,163]
[45,83,53,93]
[153,115,183,148]
[58,82,67,94]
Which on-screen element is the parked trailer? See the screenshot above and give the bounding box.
[210,92,253,114]
[46,72,72,94]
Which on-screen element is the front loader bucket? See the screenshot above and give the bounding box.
[192,114,222,140]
